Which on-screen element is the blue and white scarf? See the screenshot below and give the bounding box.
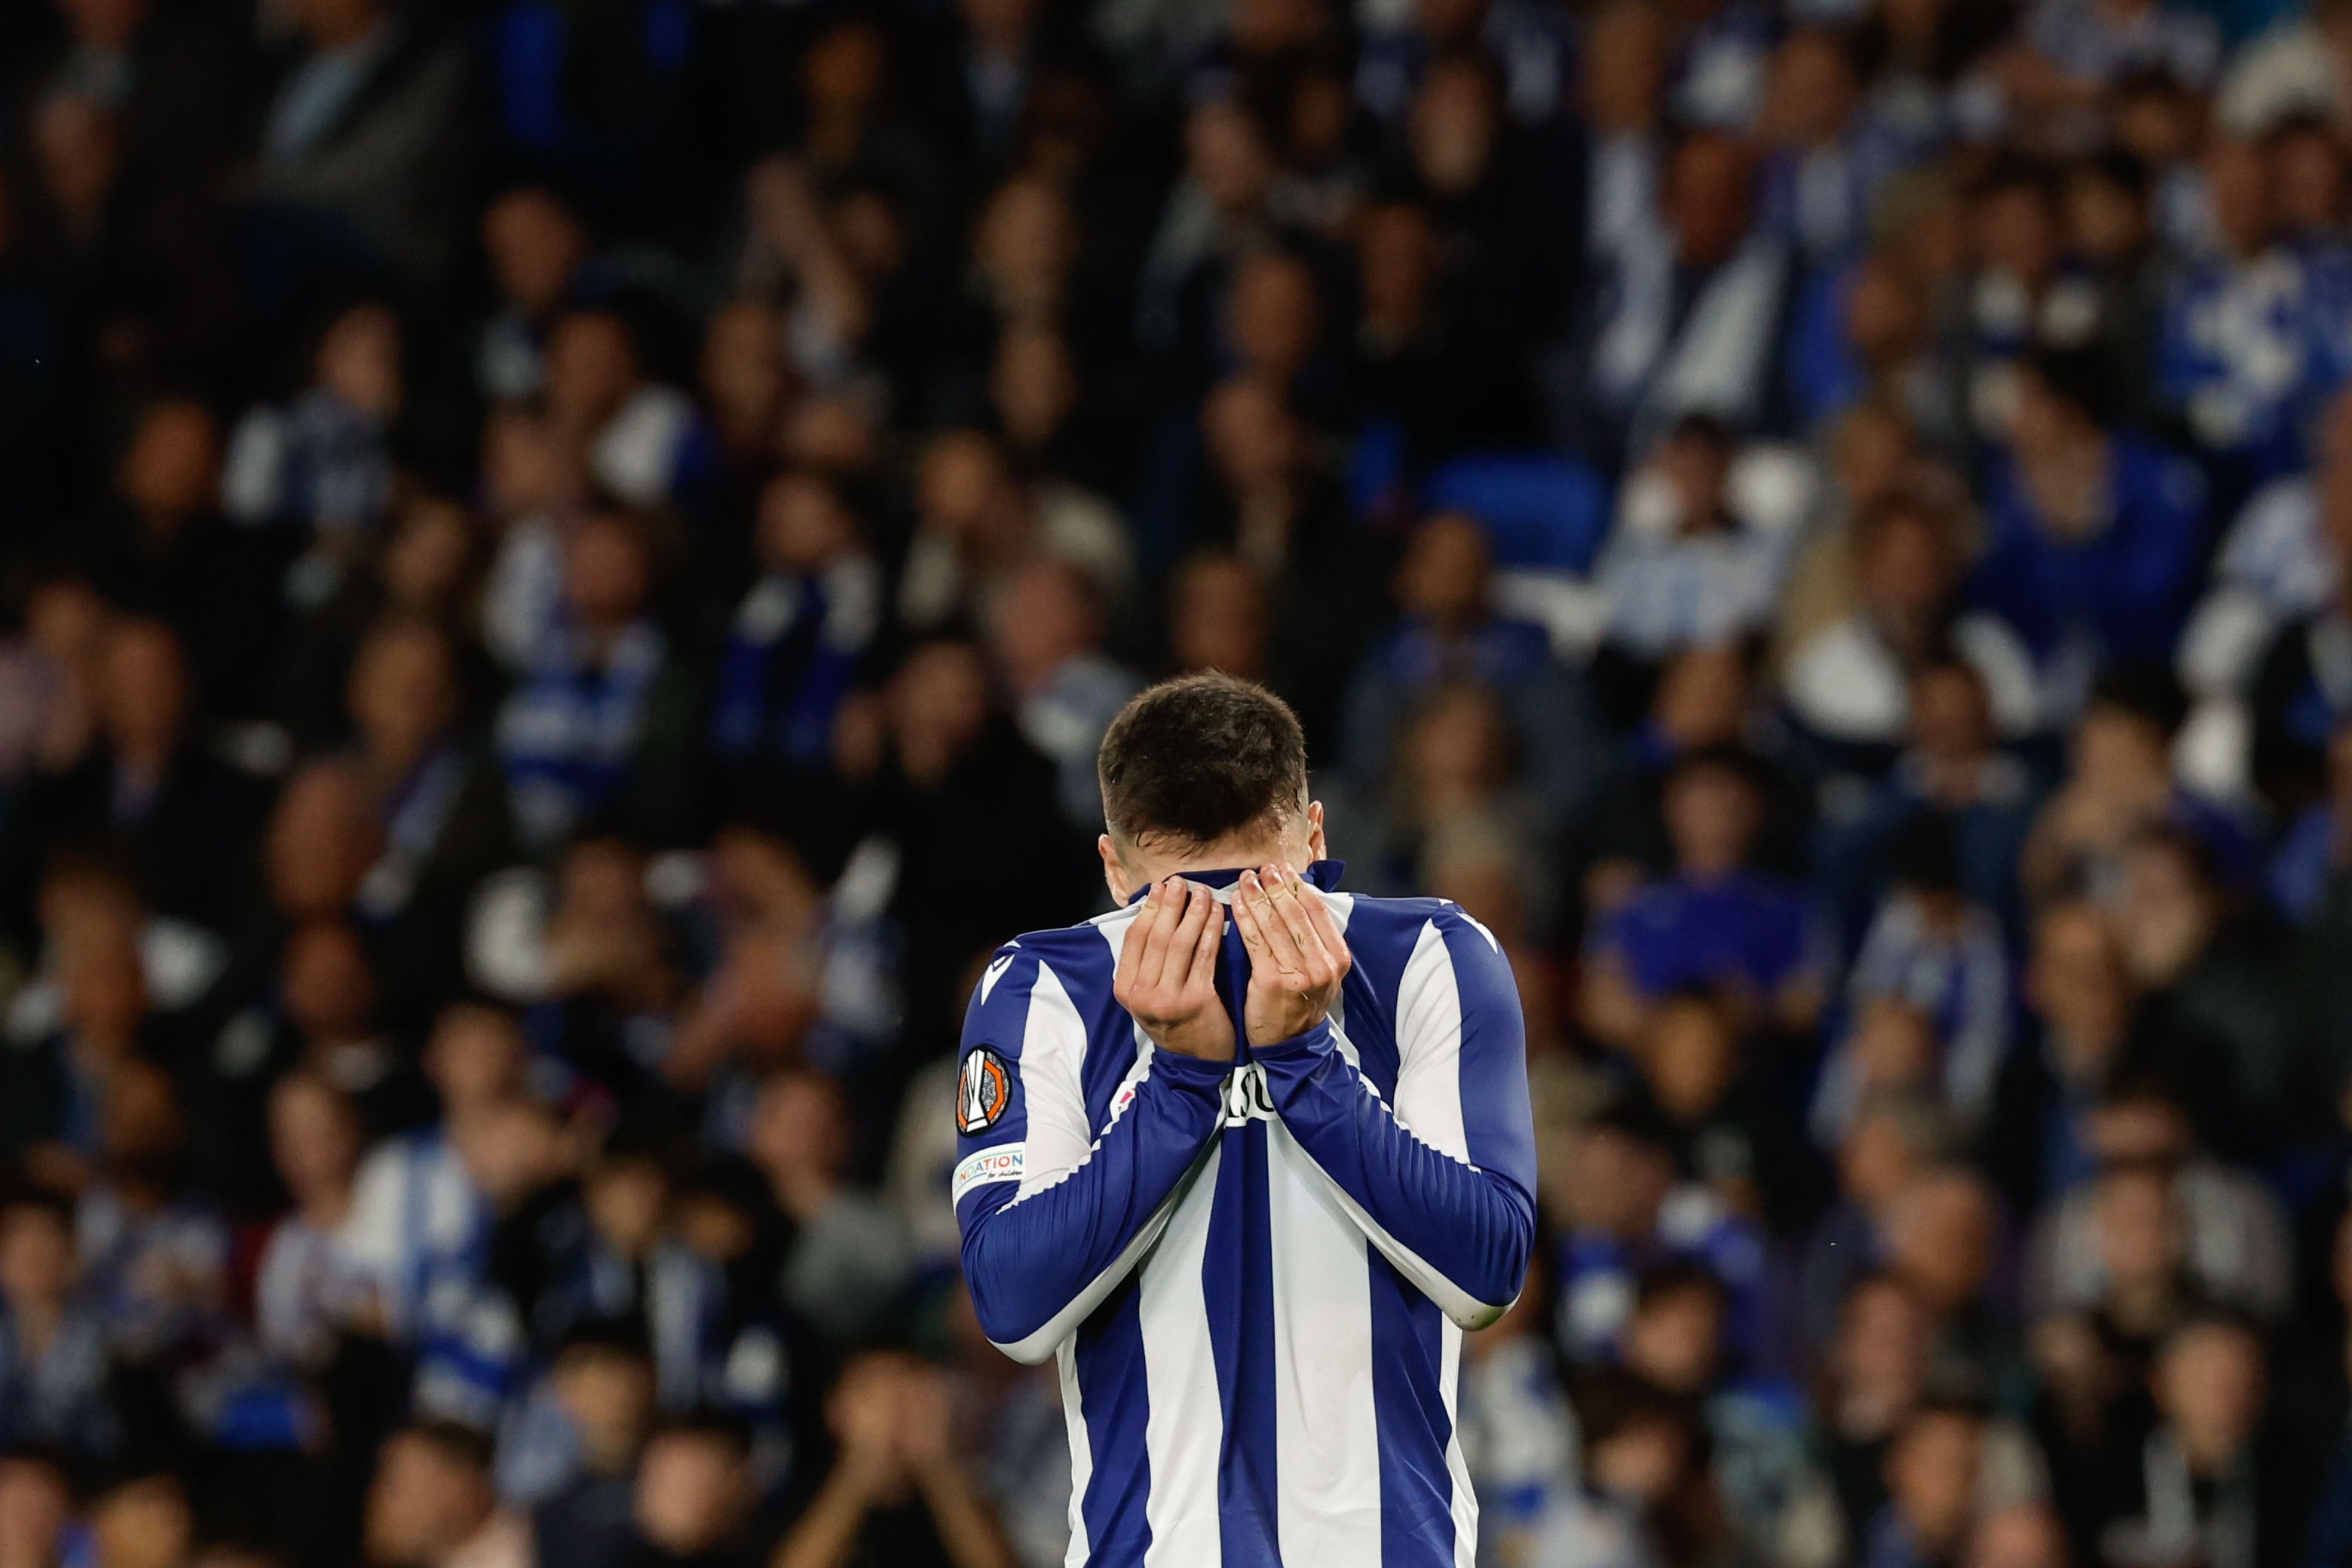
[221,388,394,537]
[709,559,880,766]
[1594,232,1793,455]
[497,620,667,850]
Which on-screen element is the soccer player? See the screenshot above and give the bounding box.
[951,673,1537,1566]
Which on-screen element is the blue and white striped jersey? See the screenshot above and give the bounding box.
[951,862,1539,1568]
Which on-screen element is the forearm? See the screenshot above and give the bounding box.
[958,1051,1229,1360]
[771,1464,884,1568]
[914,1465,1018,1568]
[1576,952,1649,1049]
[1254,1022,1535,1328]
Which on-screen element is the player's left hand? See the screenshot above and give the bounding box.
[1230,864,1350,1047]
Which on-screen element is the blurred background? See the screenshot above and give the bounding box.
[5,0,2352,1563]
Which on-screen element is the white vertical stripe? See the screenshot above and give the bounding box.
[990,1153,1203,1364]
[1140,1144,1225,1568]
[1058,1342,1095,1568]
[1439,1318,1478,1568]
[1092,902,1137,955]
[988,943,1182,1364]
[1400,920,1480,1563]
[1282,914,1507,1328]
[1268,1122,1384,1564]
[1094,908,1156,1080]
[1392,920,1470,1159]
[1325,1018,1364,1070]
[1015,963,1095,1196]
[1321,890,1355,935]
[1315,889,1359,1064]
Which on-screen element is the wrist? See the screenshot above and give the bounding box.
[1246,1018,1335,1059]
[908,1453,967,1495]
[1154,1025,1236,1062]
[1150,1046,1237,1084]
[835,1447,898,1498]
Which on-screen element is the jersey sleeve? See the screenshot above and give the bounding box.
[952,941,1230,1363]
[1254,906,1539,1330]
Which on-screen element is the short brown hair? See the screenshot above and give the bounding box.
[1097,674,1308,850]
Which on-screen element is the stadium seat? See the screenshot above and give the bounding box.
[1419,452,1615,574]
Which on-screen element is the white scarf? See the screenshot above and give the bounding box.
[1595,231,1790,453]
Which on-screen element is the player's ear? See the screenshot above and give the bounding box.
[1099,834,1132,905]
[1304,800,1328,863]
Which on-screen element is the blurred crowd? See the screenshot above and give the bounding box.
[11,0,2352,1563]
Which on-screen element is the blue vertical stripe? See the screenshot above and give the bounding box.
[1210,1113,1282,1566]
[1336,897,1454,1102]
[1211,922,1282,1566]
[1073,1285,1155,1566]
[1370,1254,1458,1565]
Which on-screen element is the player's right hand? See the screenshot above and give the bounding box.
[1113,877,1236,1062]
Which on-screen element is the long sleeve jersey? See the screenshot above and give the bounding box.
[951,862,1539,1568]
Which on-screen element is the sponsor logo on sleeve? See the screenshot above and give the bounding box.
[952,1142,1025,1204]
[957,1046,1013,1135]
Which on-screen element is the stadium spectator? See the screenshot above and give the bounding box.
[362,1423,533,1568]
[12,0,2352,1558]
[0,1187,114,1454]
[1581,746,1826,1051]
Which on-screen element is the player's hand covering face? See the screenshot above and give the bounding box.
[1230,864,1352,1046]
[1113,877,1236,1062]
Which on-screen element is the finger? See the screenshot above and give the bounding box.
[1181,898,1227,997]
[1137,877,1183,988]
[1290,868,1353,978]
[1115,885,1153,988]
[1264,865,1332,982]
[1139,877,1181,990]
[1230,870,1274,961]
[1281,868,1340,987]
[1243,867,1307,977]
[1157,879,1210,991]
[1116,881,1164,994]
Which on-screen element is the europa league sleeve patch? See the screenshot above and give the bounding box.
[956,1046,1013,1135]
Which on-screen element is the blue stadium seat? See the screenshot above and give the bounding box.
[1419,452,1614,574]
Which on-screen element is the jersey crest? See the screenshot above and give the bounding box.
[957,1046,1013,1135]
